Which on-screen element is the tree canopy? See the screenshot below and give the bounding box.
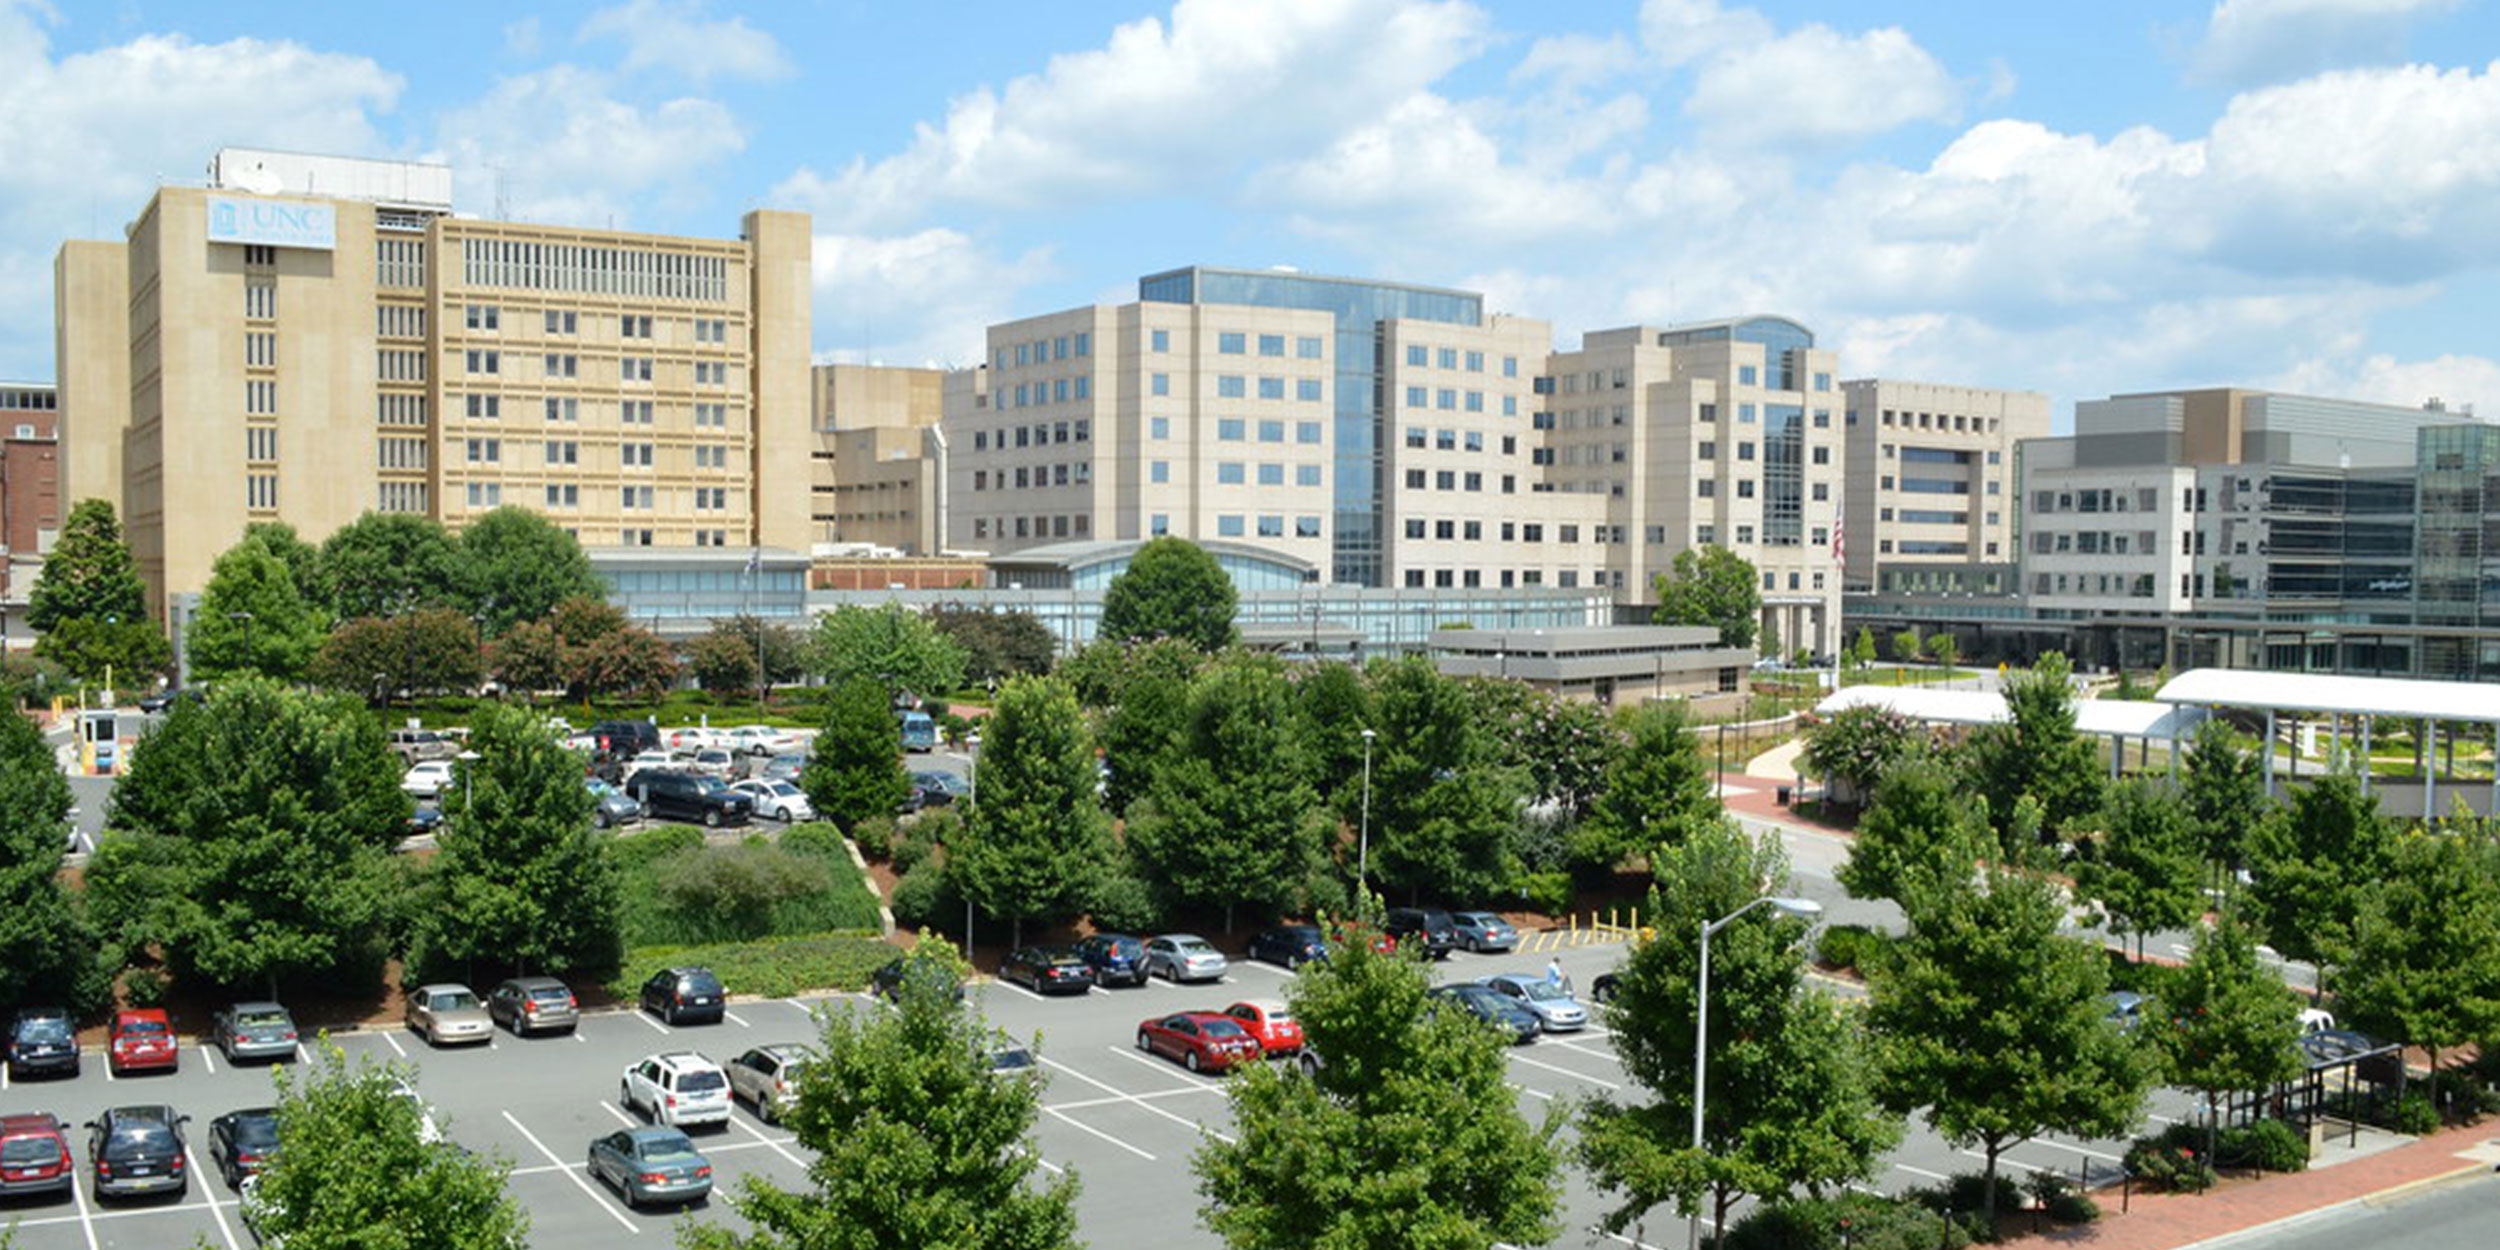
[808,602,968,702]
[927,605,1057,684]
[457,505,604,633]
[2180,719,2267,876]
[1653,544,1760,649]
[1800,704,1921,809]
[2160,912,2303,1157]
[2244,771,2395,974]
[1364,657,1524,903]
[801,677,912,832]
[1097,536,1239,650]
[947,676,1111,945]
[188,534,329,683]
[2339,829,2500,1078]
[318,512,466,621]
[1836,757,1992,908]
[0,708,100,1010]
[1959,651,2103,852]
[1126,656,1330,929]
[2073,779,2204,960]
[252,1045,531,1250]
[29,498,167,685]
[1573,700,1714,871]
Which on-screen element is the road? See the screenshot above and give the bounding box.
[2221,1168,2500,1250]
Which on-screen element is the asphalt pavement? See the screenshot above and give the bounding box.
[2200,1166,2500,1250]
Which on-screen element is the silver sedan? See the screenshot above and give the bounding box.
[1480,973,1590,1032]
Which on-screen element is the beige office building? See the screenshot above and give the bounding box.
[809,363,947,555]
[1838,379,2049,595]
[54,148,812,621]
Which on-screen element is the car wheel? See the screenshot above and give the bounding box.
[594,810,612,829]
[1135,1030,1150,1052]
[1185,1050,1202,1073]
[704,808,723,828]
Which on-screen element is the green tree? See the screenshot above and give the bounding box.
[242,520,326,611]
[309,609,485,706]
[35,614,171,691]
[1960,651,2103,852]
[1923,631,1960,672]
[187,535,329,683]
[1837,757,1994,907]
[927,605,1057,684]
[1846,626,1877,673]
[2161,912,2303,1160]
[2244,771,2395,976]
[1365,657,1526,903]
[318,512,465,621]
[1868,863,2154,1220]
[948,676,1111,945]
[807,603,967,702]
[684,943,1078,1250]
[1196,916,1562,1249]
[1294,660,1375,824]
[568,625,677,701]
[1889,627,1922,664]
[1126,658,1328,929]
[686,623,762,697]
[2339,829,2500,1083]
[1095,637,1203,815]
[1470,681,1618,826]
[723,613,808,686]
[1581,823,1898,1239]
[486,619,568,698]
[0,708,101,1009]
[1573,700,1715,871]
[455,505,602,633]
[251,1044,530,1250]
[1096,535,1238,650]
[99,678,403,993]
[411,702,621,980]
[801,678,911,832]
[1799,704,1921,810]
[2074,779,2204,960]
[1653,545,1759,649]
[27,498,147,634]
[2181,718,2266,878]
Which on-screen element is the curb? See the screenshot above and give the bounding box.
[2164,1156,2496,1250]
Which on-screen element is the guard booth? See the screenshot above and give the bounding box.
[78,708,125,776]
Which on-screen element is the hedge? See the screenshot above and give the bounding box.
[605,931,897,1001]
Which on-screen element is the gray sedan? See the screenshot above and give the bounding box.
[587,1126,713,1209]
[406,984,494,1047]
[1480,973,1589,1032]
[1145,934,1228,983]
[210,1002,300,1064]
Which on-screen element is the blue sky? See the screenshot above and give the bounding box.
[5,0,2499,427]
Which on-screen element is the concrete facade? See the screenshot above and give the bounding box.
[807,364,949,556]
[1839,378,2048,596]
[54,150,811,621]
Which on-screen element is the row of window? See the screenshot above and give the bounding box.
[470,483,727,513]
[2031,529,2160,555]
[999,376,1095,408]
[1399,344,1519,377]
[1402,568,1625,589]
[1156,462,1325,488]
[1402,467,1510,493]
[972,514,1096,540]
[456,238,731,303]
[1219,332,1328,359]
[970,419,1093,452]
[445,395,730,427]
[971,463,1095,490]
[459,351,736,387]
[997,331,1094,371]
[1699,479,1836,505]
[2034,572,2161,599]
[2032,487,2163,514]
[1878,409,2001,435]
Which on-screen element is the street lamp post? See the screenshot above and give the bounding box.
[1691,894,1824,1250]
[965,729,982,952]
[1358,728,1376,887]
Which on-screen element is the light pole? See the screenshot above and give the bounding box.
[1358,728,1376,887]
[964,729,982,953]
[455,749,482,830]
[1691,894,1823,1250]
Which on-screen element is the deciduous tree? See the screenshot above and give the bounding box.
[1126,658,1328,928]
[1799,704,1921,810]
[1961,651,2103,852]
[801,678,911,832]
[1654,544,1759,649]
[686,625,761,697]
[2244,771,2394,976]
[1096,535,1237,650]
[947,676,1110,945]
[2161,912,2303,1160]
[0,709,101,1009]
[309,609,485,706]
[927,605,1057,684]
[318,512,464,621]
[1094,637,1203,815]
[455,505,603,633]
[27,499,146,634]
[251,1045,530,1249]
[1293,661,1375,827]
[1365,657,1526,903]
[807,603,967,702]
[188,534,328,683]
[487,619,568,699]
[1573,700,1714,870]
[2074,779,2204,960]
[1196,916,1562,1249]
[2181,718,2266,879]
[2339,828,2500,1084]
[1838,757,1993,907]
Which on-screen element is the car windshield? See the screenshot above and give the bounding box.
[1260,1008,1293,1024]
[1514,980,1568,1002]
[530,986,571,1002]
[2,1137,60,1164]
[677,1070,726,1092]
[990,1047,1035,1072]
[586,779,615,796]
[105,1126,175,1157]
[638,1132,698,1162]
[229,1117,279,1148]
[1201,1019,1248,1038]
[122,1019,169,1036]
[238,1009,289,1027]
[684,975,722,995]
[694,777,731,794]
[1176,939,1215,955]
[431,992,479,1011]
[16,1019,70,1042]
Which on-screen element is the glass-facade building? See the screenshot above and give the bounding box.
[1139,266,1484,587]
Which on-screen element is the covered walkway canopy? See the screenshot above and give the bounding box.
[2154,667,2500,814]
[1814,686,2208,777]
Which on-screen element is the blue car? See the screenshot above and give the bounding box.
[1073,934,1148,987]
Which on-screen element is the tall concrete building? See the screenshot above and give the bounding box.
[808,363,947,555]
[55,148,813,621]
[1838,378,2048,597]
[1,382,61,639]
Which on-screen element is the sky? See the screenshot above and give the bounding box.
[4,0,2500,428]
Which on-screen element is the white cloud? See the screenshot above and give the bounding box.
[503,16,542,58]
[1636,0,1771,68]
[807,229,1056,370]
[2190,0,2458,87]
[577,0,792,84]
[2273,350,2500,414]
[771,0,1490,232]
[1513,31,1637,91]
[1684,21,1959,148]
[429,63,747,228]
[1262,93,1623,249]
[0,4,401,375]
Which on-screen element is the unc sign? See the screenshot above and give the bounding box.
[206,196,336,251]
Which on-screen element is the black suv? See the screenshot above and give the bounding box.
[6,1007,79,1080]
[629,770,753,827]
[592,720,662,758]
[87,1105,190,1201]
[1384,908,1459,960]
[638,966,727,1026]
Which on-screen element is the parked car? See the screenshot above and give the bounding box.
[588,1126,714,1210]
[594,720,663,758]
[206,1107,278,1190]
[999,945,1095,996]
[664,726,723,753]
[6,1007,80,1080]
[1427,984,1540,1044]
[108,1009,179,1076]
[387,728,459,766]
[760,753,809,784]
[1222,1000,1304,1055]
[1072,933,1149,987]
[629,770,754,828]
[870,956,963,1004]
[1247,925,1327,969]
[640,966,727,1026]
[488,976,580,1037]
[685,748,742,780]
[399,760,456,801]
[621,1052,733,1128]
[209,1002,299,1064]
[729,778,813,822]
[1145,934,1228,983]
[1384,907,1460,960]
[1479,974,1589,1031]
[1450,911,1519,953]
[404,801,444,837]
[2101,991,2161,1033]
[405,984,493,1047]
[987,1040,1039,1081]
[137,688,189,714]
[725,1044,811,1125]
[618,750,679,783]
[0,1113,73,1199]
[909,770,968,804]
[85,1105,188,1201]
[1135,1012,1264,1073]
[898,710,938,752]
[584,777,642,829]
[1589,972,1621,1004]
[724,725,798,757]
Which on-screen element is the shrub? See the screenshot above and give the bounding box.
[1513,870,1571,918]
[1087,863,1166,936]
[121,967,169,1008]
[1815,923,1886,973]
[2387,1091,2440,1135]
[889,859,955,931]
[2427,1068,2500,1122]
[604,932,899,1000]
[2124,1134,2217,1193]
[652,842,833,942]
[1938,1171,2022,1222]
[890,829,937,876]
[850,813,900,862]
[779,821,851,861]
[1726,1193,1972,1250]
[2219,1118,2309,1172]
[606,824,706,873]
[2026,1171,2100,1223]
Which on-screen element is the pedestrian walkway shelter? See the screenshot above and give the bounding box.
[2153,668,2500,819]
[1813,686,2208,778]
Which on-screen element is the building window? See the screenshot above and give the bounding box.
[465,395,500,419]
[545,440,579,465]
[245,379,278,414]
[1257,334,1285,357]
[1296,464,1322,486]
[245,282,277,319]
[1218,462,1246,485]
[545,310,577,335]
[545,484,578,508]
[1218,418,1246,441]
[1150,461,1170,484]
[620,485,655,510]
[464,482,502,509]
[1218,376,1246,399]
[1149,513,1169,535]
[1296,378,1324,402]
[620,357,652,383]
[1258,463,1285,486]
[1150,416,1170,439]
[465,438,501,464]
[546,397,578,422]
[1257,515,1284,537]
[464,304,499,332]
[465,349,500,375]
[621,314,653,339]
[1217,515,1245,537]
[1219,332,1247,355]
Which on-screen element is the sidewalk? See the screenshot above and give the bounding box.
[2003,1118,2498,1248]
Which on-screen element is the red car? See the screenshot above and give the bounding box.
[1135,1012,1264,1074]
[1223,1000,1304,1055]
[108,1009,179,1076]
[0,1113,74,1199]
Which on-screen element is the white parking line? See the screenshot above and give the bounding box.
[294,1043,309,1063]
[186,1147,243,1250]
[993,980,1051,1003]
[1601,1231,1671,1250]
[635,1012,672,1036]
[1045,1084,1226,1114]
[200,1047,217,1075]
[1,1061,9,1090]
[380,1031,408,1059]
[573,1031,589,1044]
[724,1010,751,1028]
[1231,961,1293,978]
[1093,1049,1238,1143]
[728,1110,809,1169]
[1508,1082,1555,1102]
[1893,1162,1951,1181]
[502,1110,639,1234]
[1506,1051,1621,1091]
[1043,1107,1157,1160]
[68,1159,102,1250]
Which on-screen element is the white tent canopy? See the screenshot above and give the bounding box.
[2154,667,2500,727]
[1814,686,2209,742]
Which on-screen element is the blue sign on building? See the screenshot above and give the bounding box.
[206,195,337,251]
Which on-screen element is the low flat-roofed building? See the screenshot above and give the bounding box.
[1429,624,1749,705]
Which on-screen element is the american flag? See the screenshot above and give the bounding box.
[1830,501,1846,568]
[745,548,762,575]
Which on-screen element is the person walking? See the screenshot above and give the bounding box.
[1546,956,1568,994]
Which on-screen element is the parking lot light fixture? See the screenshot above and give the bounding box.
[1690,895,1822,1250]
[1358,727,1376,886]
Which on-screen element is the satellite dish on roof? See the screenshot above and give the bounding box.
[232,162,283,195]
